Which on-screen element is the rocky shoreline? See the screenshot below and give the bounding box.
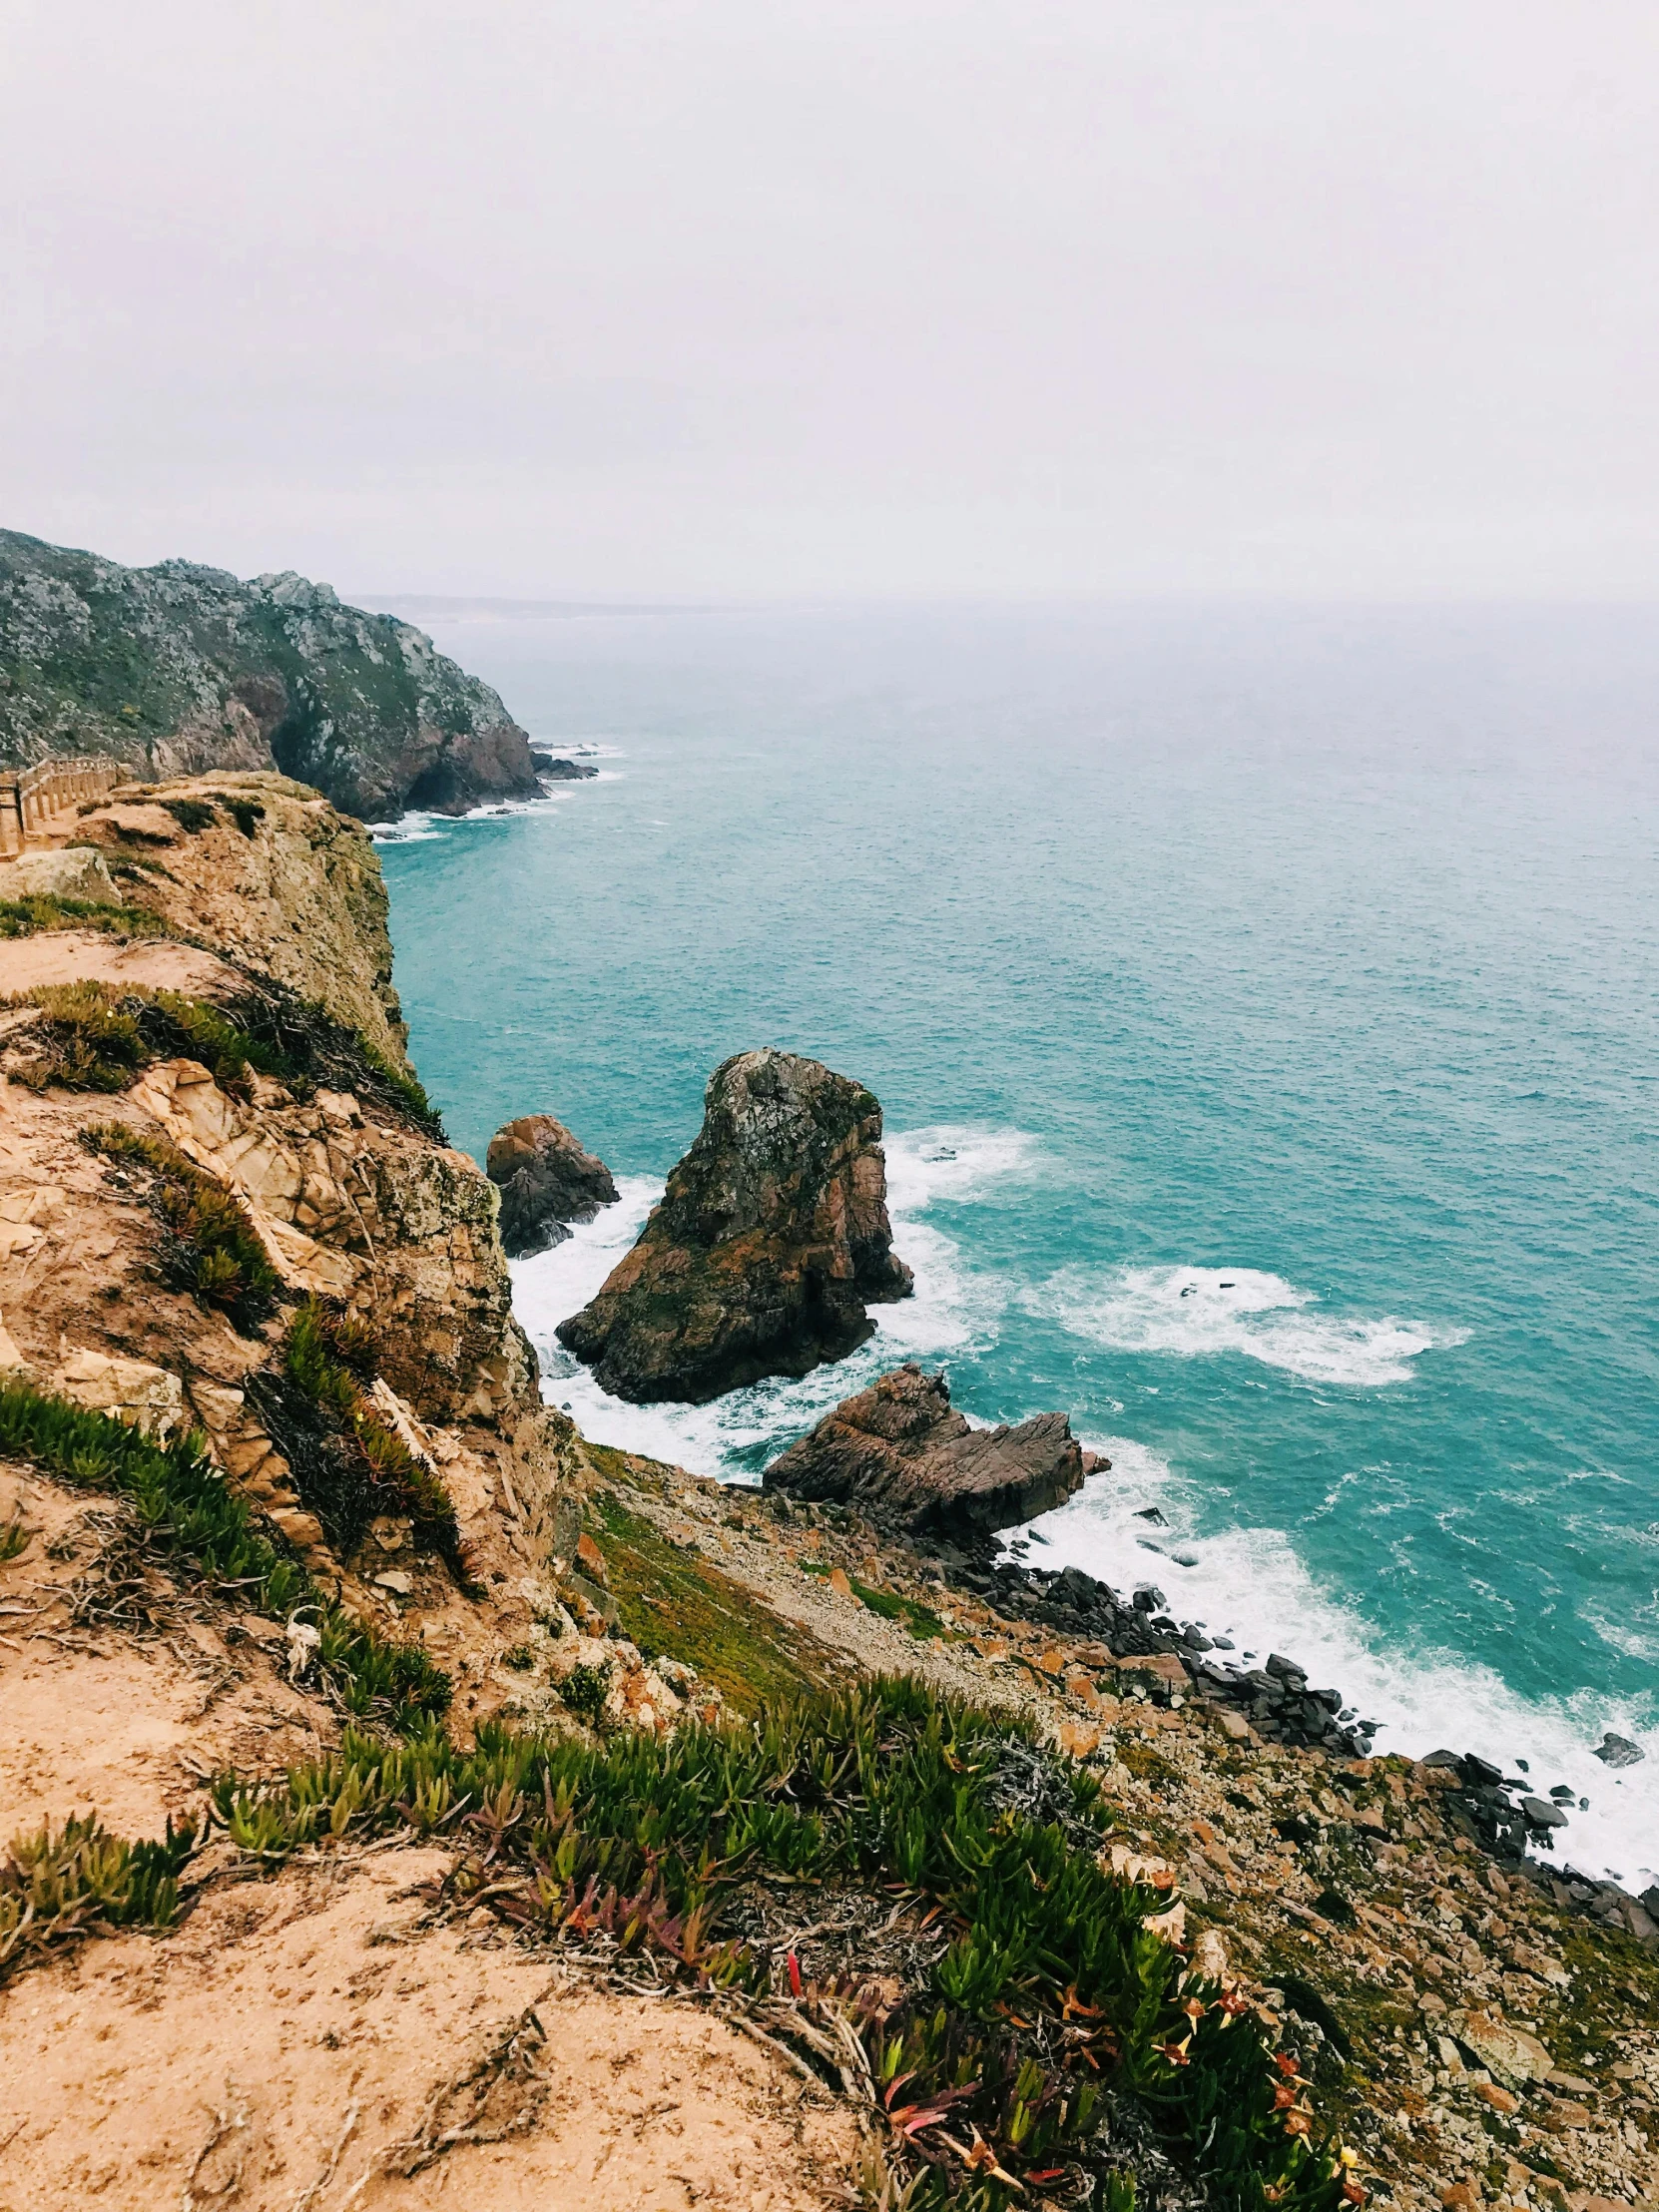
[1,769,1655,2212]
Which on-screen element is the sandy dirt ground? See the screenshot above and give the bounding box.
[0,1846,862,2211]
[0,929,246,1001]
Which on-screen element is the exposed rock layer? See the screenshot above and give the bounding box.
[764,1363,1088,1536]
[0,529,540,821]
[487,1112,619,1257]
[557,1048,912,1402]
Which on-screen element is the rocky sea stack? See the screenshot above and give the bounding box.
[556,1047,912,1402]
[487,1113,619,1258]
[0,528,541,821]
[764,1362,1093,1537]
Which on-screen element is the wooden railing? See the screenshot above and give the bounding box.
[0,756,126,858]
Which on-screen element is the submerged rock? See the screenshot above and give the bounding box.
[531,751,599,781]
[556,1048,911,1402]
[487,1113,618,1258]
[763,1363,1086,1537]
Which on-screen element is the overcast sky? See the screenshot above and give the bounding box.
[3,1,1657,600]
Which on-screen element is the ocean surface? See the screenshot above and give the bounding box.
[375,601,1659,1890]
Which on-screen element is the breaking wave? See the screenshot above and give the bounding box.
[1025,1264,1465,1387]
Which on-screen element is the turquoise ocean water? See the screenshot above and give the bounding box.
[375,603,1659,1888]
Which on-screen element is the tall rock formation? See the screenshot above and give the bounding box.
[0,529,540,821]
[487,1113,619,1258]
[556,1048,912,1402]
[763,1364,1091,1538]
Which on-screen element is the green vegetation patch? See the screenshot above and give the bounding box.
[589,1487,842,1714]
[82,1121,279,1332]
[0,891,168,940]
[246,1299,474,1586]
[160,797,220,834]
[2,973,441,1136]
[801,1556,962,1642]
[0,1376,450,1737]
[207,793,266,837]
[1,1813,197,1980]
[4,978,300,1095]
[191,1677,1351,2212]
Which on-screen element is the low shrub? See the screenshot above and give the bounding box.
[82,1121,279,1332]
[206,793,266,836]
[560,1661,612,1725]
[160,797,220,833]
[248,1300,473,1586]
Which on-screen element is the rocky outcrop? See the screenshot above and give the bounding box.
[487,1114,619,1258]
[557,1048,912,1403]
[531,751,599,781]
[59,772,414,1063]
[764,1364,1088,1537]
[0,529,540,822]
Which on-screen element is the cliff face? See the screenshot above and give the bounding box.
[0,771,565,1583]
[0,529,540,821]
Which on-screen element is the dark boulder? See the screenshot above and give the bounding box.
[1592,1731,1645,1768]
[486,1114,618,1259]
[557,1049,911,1402]
[763,1363,1086,1538]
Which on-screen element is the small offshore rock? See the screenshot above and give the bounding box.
[1591,1730,1645,1768]
[764,1363,1086,1539]
[558,1048,912,1402]
[486,1113,618,1258]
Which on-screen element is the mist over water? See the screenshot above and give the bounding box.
[378,601,1659,1888]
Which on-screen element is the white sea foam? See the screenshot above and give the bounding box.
[509,1124,1034,1477]
[1007,1443,1658,1891]
[882,1124,1042,1212]
[368,768,612,844]
[1026,1264,1464,1387]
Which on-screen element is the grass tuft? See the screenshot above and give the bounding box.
[0,1508,35,1562]
[0,1813,198,1979]
[4,979,300,1096]
[0,891,168,940]
[0,1375,450,1737]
